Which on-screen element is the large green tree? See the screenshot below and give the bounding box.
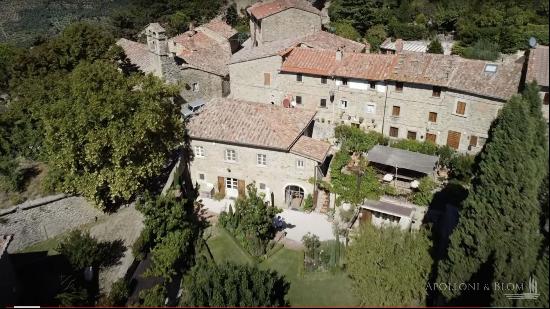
[347,225,433,306]
[42,61,183,208]
[437,83,548,306]
[181,259,290,307]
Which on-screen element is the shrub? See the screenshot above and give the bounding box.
[457,39,500,61]
[329,21,361,41]
[132,228,151,261]
[339,205,356,223]
[302,194,314,212]
[365,24,387,51]
[139,284,166,307]
[335,125,387,153]
[56,230,101,269]
[390,22,428,40]
[427,38,444,54]
[449,154,475,182]
[212,191,225,201]
[107,279,129,306]
[411,177,437,206]
[390,139,439,155]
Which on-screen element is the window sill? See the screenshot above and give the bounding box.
[224,160,238,164]
[256,164,267,168]
[452,113,467,118]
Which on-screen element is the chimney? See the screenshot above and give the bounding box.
[395,39,404,53]
[336,48,343,61]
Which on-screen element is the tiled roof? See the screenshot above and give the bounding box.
[170,21,236,76]
[187,98,317,151]
[247,0,321,20]
[280,47,523,100]
[230,30,366,64]
[526,45,549,87]
[116,38,159,75]
[290,135,331,162]
[201,18,237,40]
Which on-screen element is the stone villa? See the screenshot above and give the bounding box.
[117,18,238,103]
[525,44,549,122]
[186,98,331,208]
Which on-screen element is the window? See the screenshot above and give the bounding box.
[342,78,348,85]
[428,112,437,122]
[264,73,271,86]
[340,99,348,109]
[199,173,205,180]
[392,106,401,116]
[407,131,417,140]
[395,82,403,92]
[320,98,327,108]
[225,177,238,189]
[295,96,302,104]
[224,149,237,162]
[432,86,441,97]
[194,146,205,157]
[369,81,376,89]
[365,104,376,114]
[296,159,305,169]
[426,133,437,143]
[321,77,327,84]
[296,73,303,82]
[257,153,267,166]
[469,135,478,147]
[192,83,199,92]
[389,126,399,138]
[544,93,549,105]
[484,64,497,73]
[259,183,266,190]
[455,101,467,115]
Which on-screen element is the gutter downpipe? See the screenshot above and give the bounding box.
[381,81,389,135]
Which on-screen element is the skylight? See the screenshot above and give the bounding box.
[484,64,498,73]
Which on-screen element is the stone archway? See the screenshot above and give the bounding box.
[284,185,305,209]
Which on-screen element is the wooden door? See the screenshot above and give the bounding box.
[217,177,225,196]
[426,133,437,143]
[237,179,246,198]
[446,130,461,150]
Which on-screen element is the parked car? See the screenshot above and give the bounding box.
[182,98,206,119]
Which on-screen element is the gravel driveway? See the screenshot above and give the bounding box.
[200,197,335,243]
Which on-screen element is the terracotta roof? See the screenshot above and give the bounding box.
[247,0,321,20]
[280,47,523,100]
[527,45,549,87]
[230,30,366,64]
[116,38,159,75]
[187,98,317,151]
[170,20,236,76]
[290,135,331,162]
[201,18,237,40]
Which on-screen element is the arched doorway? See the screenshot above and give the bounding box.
[285,185,305,209]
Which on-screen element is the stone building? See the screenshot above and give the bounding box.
[186,98,331,208]
[247,0,323,46]
[116,18,238,103]
[525,44,549,122]
[231,46,523,153]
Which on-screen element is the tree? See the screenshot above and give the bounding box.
[427,38,444,54]
[138,284,166,307]
[347,225,433,306]
[365,24,387,51]
[182,259,290,306]
[218,183,282,256]
[0,44,20,92]
[41,61,183,208]
[57,230,102,270]
[145,229,191,281]
[330,21,361,41]
[411,176,436,206]
[437,86,548,306]
[224,3,239,27]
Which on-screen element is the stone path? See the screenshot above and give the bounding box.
[200,197,335,243]
[90,204,144,295]
[0,196,103,253]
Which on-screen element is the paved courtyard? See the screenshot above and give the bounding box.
[200,197,335,242]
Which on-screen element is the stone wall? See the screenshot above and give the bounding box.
[259,8,321,44]
[190,139,318,207]
[230,56,507,153]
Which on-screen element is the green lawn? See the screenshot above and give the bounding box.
[206,227,359,307]
[206,227,254,265]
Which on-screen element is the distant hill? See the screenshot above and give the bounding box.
[0,0,130,47]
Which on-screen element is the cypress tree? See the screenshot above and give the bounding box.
[437,88,548,306]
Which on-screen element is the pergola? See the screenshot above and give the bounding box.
[366,145,439,182]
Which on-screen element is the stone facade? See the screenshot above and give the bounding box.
[250,8,322,45]
[190,140,319,208]
[230,57,507,153]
